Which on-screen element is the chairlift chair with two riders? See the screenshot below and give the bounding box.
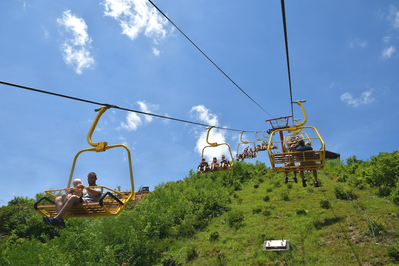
[266,100,326,173]
[198,126,234,173]
[236,131,258,161]
[34,106,136,218]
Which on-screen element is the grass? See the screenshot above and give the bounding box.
[159,172,399,265]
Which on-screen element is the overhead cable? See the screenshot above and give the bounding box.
[280,0,294,124]
[147,0,274,118]
[0,80,260,133]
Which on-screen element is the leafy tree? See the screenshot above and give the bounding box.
[364,151,399,197]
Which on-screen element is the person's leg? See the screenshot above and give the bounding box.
[44,196,79,229]
[55,196,64,214]
[55,196,80,219]
[313,170,319,186]
[293,171,298,183]
[284,172,289,184]
[300,171,306,187]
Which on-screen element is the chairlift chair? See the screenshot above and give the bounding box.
[198,126,234,173]
[236,131,258,160]
[266,100,326,173]
[34,106,136,218]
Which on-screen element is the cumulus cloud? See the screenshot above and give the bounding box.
[120,101,158,130]
[341,89,376,107]
[381,46,396,59]
[190,105,231,161]
[102,0,172,50]
[57,10,94,74]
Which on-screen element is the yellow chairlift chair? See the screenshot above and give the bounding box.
[34,106,136,218]
[236,131,258,160]
[266,100,326,173]
[198,126,234,173]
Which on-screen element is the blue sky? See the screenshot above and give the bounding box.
[1,0,398,206]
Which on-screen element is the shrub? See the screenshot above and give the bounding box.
[334,186,358,200]
[209,231,220,241]
[252,207,262,214]
[254,184,259,189]
[295,208,307,215]
[273,181,282,188]
[262,208,272,216]
[387,246,399,261]
[287,183,293,189]
[258,177,264,183]
[266,187,273,193]
[263,196,270,202]
[320,199,331,209]
[227,210,244,229]
[186,246,199,261]
[281,190,289,201]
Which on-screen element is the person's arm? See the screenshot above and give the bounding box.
[77,184,101,196]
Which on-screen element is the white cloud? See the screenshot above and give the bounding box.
[381,46,396,59]
[341,89,376,107]
[102,0,171,50]
[190,105,231,161]
[137,101,158,122]
[120,112,142,131]
[152,47,160,56]
[190,105,218,126]
[349,39,367,48]
[57,10,94,74]
[120,101,159,130]
[388,5,399,28]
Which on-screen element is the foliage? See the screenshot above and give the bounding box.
[319,199,331,209]
[209,231,219,241]
[2,156,399,265]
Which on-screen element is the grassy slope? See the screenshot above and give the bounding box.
[160,171,399,266]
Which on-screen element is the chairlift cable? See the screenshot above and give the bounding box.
[147,0,274,118]
[280,0,295,124]
[0,80,260,133]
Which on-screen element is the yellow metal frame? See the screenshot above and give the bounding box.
[199,126,234,173]
[267,101,325,172]
[36,106,136,218]
[236,131,257,159]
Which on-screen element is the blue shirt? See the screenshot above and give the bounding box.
[296,145,313,151]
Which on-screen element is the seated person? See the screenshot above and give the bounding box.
[198,158,209,173]
[61,178,83,204]
[43,172,103,229]
[236,153,244,161]
[220,155,231,169]
[256,144,261,152]
[261,141,268,150]
[210,157,219,171]
[248,148,254,158]
[243,146,249,158]
[296,140,319,187]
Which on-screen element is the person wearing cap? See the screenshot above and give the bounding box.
[43,172,103,229]
[220,155,230,169]
[296,140,319,187]
[210,157,219,171]
[198,158,209,173]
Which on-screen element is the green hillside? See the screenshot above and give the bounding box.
[1,152,399,265]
